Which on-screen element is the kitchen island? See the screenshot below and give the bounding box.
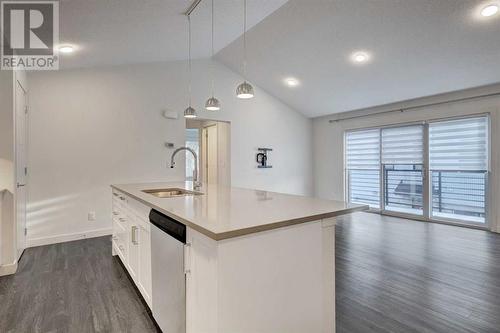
[110,182,367,333]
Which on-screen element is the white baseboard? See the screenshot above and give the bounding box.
[27,228,113,248]
[0,262,18,276]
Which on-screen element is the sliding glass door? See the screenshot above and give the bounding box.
[345,115,489,227]
[429,117,488,224]
[381,125,425,216]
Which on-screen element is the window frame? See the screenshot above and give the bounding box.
[343,113,490,229]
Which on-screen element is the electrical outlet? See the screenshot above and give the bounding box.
[88,211,96,221]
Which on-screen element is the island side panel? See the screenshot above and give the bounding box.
[322,217,336,333]
[186,227,219,333]
[217,219,335,333]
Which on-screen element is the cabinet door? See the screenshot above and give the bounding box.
[127,216,140,282]
[138,224,152,307]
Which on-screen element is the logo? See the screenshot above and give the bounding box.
[1,1,59,70]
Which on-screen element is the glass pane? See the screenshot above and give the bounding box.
[429,116,488,224]
[185,129,199,181]
[381,125,424,216]
[348,169,380,208]
[431,171,486,224]
[383,164,423,215]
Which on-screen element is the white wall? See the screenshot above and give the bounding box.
[313,85,500,233]
[27,59,313,246]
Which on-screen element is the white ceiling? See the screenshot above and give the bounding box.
[58,0,288,68]
[216,0,500,117]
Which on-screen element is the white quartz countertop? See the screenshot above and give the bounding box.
[111,182,368,240]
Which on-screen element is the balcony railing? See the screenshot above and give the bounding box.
[431,171,486,223]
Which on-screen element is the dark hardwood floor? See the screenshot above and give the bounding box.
[0,237,157,333]
[1,213,499,332]
[336,212,500,333]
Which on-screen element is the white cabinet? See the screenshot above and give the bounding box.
[127,218,139,281]
[138,223,152,306]
[111,189,152,308]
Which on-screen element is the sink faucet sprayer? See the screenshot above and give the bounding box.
[170,147,201,190]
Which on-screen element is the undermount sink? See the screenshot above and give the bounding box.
[142,188,203,198]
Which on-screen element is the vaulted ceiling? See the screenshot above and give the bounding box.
[58,0,288,68]
[58,0,500,118]
[216,0,500,117]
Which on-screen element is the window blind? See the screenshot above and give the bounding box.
[345,129,380,170]
[429,117,488,171]
[345,129,380,208]
[381,125,423,165]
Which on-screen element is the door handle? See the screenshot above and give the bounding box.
[131,226,138,245]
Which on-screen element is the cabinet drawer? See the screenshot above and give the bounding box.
[112,218,127,261]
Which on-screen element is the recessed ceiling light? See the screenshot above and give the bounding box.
[481,4,499,17]
[58,45,75,54]
[284,77,300,87]
[351,51,371,64]
[351,51,370,64]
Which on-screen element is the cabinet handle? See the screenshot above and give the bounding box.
[113,193,119,197]
[112,211,119,215]
[120,196,126,201]
[131,226,138,245]
[184,242,192,275]
[119,218,126,222]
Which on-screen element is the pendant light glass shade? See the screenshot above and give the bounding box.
[205,0,221,111]
[205,97,221,111]
[236,81,254,99]
[184,106,197,118]
[236,0,254,99]
[184,15,197,119]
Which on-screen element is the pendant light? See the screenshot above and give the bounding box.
[205,0,221,111]
[236,0,254,99]
[184,14,197,119]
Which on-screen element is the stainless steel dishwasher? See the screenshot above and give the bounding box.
[150,209,187,333]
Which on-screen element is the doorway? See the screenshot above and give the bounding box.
[185,119,230,186]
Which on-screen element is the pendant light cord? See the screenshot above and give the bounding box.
[243,0,247,79]
[188,14,192,107]
[211,0,215,96]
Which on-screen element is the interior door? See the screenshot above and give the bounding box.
[15,79,28,258]
[205,125,218,184]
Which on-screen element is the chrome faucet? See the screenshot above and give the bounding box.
[170,147,201,190]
